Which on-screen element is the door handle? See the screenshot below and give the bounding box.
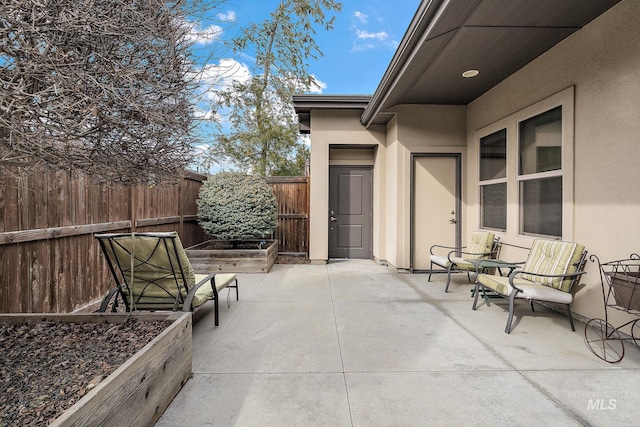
[330,216,338,222]
[449,218,457,224]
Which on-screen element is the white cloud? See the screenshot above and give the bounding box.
[353,11,368,24]
[356,30,388,41]
[199,58,252,94]
[190,58,253,122]
[351,42,376,52]
[350,8,398,51]
[186,24,224,44]
[193,109,220,121]
[217,11,236,22]
[309,75,327,94]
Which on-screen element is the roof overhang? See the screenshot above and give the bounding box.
[293,95,371,134]
[361,0,622,126]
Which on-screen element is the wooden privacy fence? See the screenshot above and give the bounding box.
[1,171,309,313]
[0,168,208,314]
[266,176,310,256]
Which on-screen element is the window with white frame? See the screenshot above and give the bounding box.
[476,87,574,240]
[479,129,507,231]
[518,106,562,237]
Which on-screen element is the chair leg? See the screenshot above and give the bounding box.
[505,291,519,334]
[214,297,219,326]
[428,261,433,282]
[212,279,220,326]
[231,278,239,301]
[566,304,576,331]
[472,283,481,310]
[529,300,535,312]
[444,265,453,293]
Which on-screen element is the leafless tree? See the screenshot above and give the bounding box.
[0,0,222,184]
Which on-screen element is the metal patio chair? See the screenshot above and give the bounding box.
[473,239,587,333]
[95,232,238,326]
[428,231,500,292]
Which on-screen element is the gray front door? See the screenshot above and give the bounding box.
[329,166,373,259]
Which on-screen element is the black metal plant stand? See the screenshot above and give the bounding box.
[584,254,640,363]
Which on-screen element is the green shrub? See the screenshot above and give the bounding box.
[197,172,278,240]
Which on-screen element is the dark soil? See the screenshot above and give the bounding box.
[0,318,169,426]
[276,255,311,265]
[0,255,307,425]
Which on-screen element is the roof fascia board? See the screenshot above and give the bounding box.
[293,94,372,113]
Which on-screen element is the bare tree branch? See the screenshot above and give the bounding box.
[0,0,221,184]
[209,0,341,176]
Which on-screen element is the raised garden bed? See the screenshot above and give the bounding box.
[0,312,191,427]
[186,239,278,273]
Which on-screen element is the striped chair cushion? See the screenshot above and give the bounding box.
[476,274,573,303]
[448,257,479,271]
[464,231,495,260]
[520,240,585,292]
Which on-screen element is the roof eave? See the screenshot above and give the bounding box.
[293,94,372,113]
[360,0,446,128]
[293,94,372,134]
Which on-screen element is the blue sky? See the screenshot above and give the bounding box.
[308,0,421,94]
[193,0,421,98]
[188,1,421,172]
[308,0,420,94]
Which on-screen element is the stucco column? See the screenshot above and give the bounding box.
[309,132,329,264]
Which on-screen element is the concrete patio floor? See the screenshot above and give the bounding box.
[155,260,640,426]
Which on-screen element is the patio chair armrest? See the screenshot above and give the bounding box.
[508,269,587,292]
[183,273,216,311]
[97,286,121,312]
[473,259,525,269]
[430,244,465,256]
[447,248,499,262]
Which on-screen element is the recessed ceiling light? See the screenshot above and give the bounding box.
[462,69,479,78]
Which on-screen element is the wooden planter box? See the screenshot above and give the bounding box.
[0,312,192,427]
[186,239,278,273]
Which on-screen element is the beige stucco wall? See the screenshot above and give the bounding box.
[308,105,466,268]
[466,0,640,323]
[308,109,385,263]
[387,105,467,269]
[307,1,639,326]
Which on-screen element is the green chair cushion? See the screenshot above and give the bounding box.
[477,274,521,296]
[476,274,573,304]
[448,257,477,271]
[465,231,495,260]
[100,232,237,310]
[430,231,495,269]
[192,274,237,307]
[520,240,585,291]
[102,232,195,299]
